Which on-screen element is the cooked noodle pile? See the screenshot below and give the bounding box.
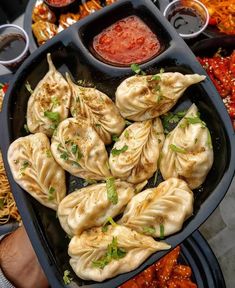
[0,86,21,224]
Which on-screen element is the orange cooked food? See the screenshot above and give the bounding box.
[200,0,235,35]
[119,246,197,288]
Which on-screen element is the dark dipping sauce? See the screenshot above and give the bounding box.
[168,7,204,35]
[0,33,26,61]
[92,15,161,65]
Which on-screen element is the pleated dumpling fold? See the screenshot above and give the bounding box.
[27,54,71,137]
[68,225,170,282]
[51,117,111,180]
[109,118,165,184]
[7,133,66,210]
[120,178,194,238]
[67,74,125,145]
[115,73,206,121]
[159,104,214,189]
[58,180,135,236]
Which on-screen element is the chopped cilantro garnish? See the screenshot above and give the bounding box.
[169,144,186,154]
[124,130,129,139]
[161,111,186,134]
[111,145,128,156]
[160,68,165,74]
[44,111,60,123]
[160,223,165,239]
[60,152,69,160]
[25,81,33,94]
[185,116,206,126]
[143,226,156,235]
[131,63,146,75]
[24,124,30,134]
[46,149,52,158]
[71,144,78,155]
[20,160,30,174]
[106,177,118,205]
[153,170,158,186]
[125,120,132,126]
[151,74,161,81]
[92,237,126,269]
[102,216,117,232]
[63,270,73,285]
[112,135,119,142]
[48,186,55,201]
[207,129,213,149]
[51,96,59,107]
[95,123,101,127]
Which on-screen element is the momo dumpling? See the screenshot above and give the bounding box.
[27,54,71,137]
[68,225,170,282]
[7,133,66,210]
[67,74,125,145]
[109,118,165,184]
[58,180,136,236]
[120,178,194,237]
[159,104,214,189]
[51,117,111,180]
[116,73,206,121]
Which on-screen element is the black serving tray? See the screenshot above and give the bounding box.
[1,0,235,287]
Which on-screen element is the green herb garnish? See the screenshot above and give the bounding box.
[48,186,55,201]
[25,81,34,94]
[169,144,186,154]
[95,123,101,127]
[125,120,132,126]
[83,179,97,187]
[143,226,156,235]
[63,270,73,285]
[24,124,30,134]
[131,63,146,75]
[124,130,130,139]
[20,160,30,174]
[151,74,161,81]
[207,129,213,149]
[92,237,126,269]
[51,96,59,107]
[161,111,186,134]
[44,111,60,123]
[106,177,118,205]
[71,144,78,155]
[111,145,128,156]
[46,149,52,158]
[112,135,120,142]
[153,170,158,186]
[185,116,206,126]
[60,152,69,160]
[102,216,117,232]
[160,223,165,239]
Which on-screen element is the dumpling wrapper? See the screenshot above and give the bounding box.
[7,133,66,210]
[27,53,71,137]
[116,73,206,121]
[109,118,165,184]
[159,104,214,189]
[58,180,136,236]
[68,225,170,282]
[120,178,193,237]
[51,117,111,180]
[67,74,125,145]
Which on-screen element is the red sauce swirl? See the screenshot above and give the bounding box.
[92,15,161,65]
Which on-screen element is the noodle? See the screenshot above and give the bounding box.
[200,0,235,35]
[0,84,21,224]
[0,151,21,224]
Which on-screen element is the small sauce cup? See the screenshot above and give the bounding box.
[0,24,29,73]
[163,0,209,39]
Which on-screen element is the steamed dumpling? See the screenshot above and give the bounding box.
[120,178,194,237]
[109,118,165,184]
[116,73,206,121]
[27,54,71,137]
[159,104,214,189]
[7,133,66,210]
[68,225,170,282]
[67,74,125,145]
[51,117,111,180]
[58,180,135,235]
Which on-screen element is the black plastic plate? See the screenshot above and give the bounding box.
[1,0,235,287]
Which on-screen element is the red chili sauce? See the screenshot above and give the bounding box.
[46,0,73,7]
[92,15,161,65]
